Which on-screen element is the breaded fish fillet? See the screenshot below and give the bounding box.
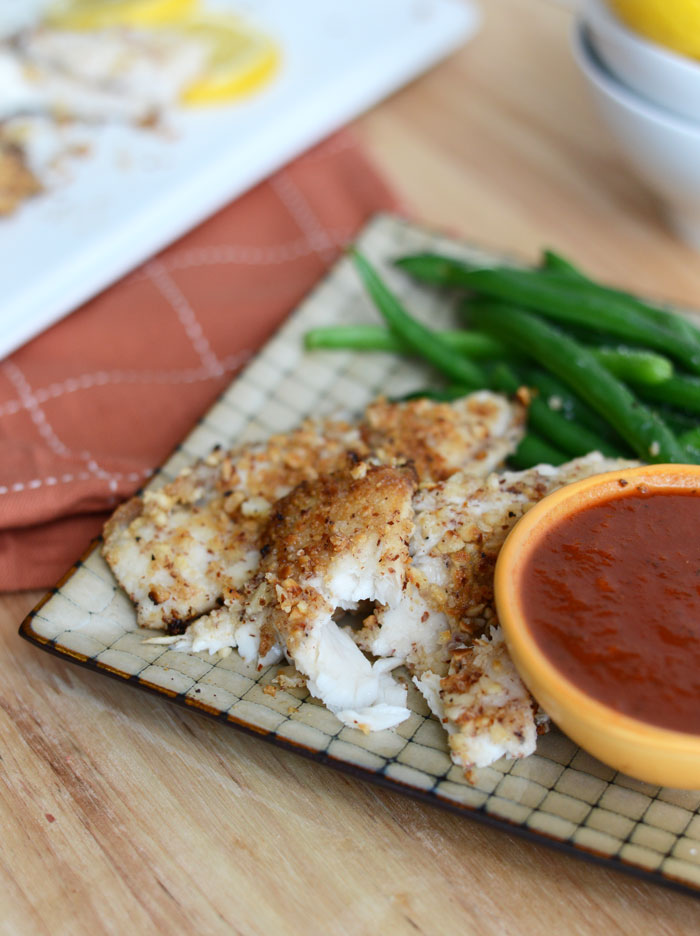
[359,453,639,765]
[177,463,417,730]
[103,419,367,630]
[360,392,525,482]
[104,393,524,633]
[416,626,548,769]
[259,462,416,729]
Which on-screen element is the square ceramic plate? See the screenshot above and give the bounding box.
[20,214,700,897]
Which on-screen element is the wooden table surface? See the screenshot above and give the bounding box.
[4,1,700,933]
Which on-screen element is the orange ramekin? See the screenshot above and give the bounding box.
[494,463,700,789]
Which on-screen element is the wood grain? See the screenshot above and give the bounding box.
[4,589,700,936]
[4,1,700,933]
[359,0,700,307]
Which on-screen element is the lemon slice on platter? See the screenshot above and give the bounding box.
[608,0,700,60]
[175,14,280,105]
[46,2,280,107]
[47,0,198,29]
[46,0,199,30]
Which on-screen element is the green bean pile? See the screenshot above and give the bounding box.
[303,247,700,468]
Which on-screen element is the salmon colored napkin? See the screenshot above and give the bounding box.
[0,131,399,590]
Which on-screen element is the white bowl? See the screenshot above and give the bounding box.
[572,22,700,250]
[583,0,700,124]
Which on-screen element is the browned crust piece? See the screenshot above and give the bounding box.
[256,462,417,656]
[0,143,41,216]
[101,420,369,630]
[361,394,525,482]
[103,496,144,542]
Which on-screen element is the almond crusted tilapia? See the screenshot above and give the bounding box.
[417,626,549,770]
[104,392,524,633]
[360,391,525,482]
[103,418,368,630]
[102,375,639,771]
[255,462,416,730]
[358,453,640,769]
[177,463,417,730]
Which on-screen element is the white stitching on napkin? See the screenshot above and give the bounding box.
[3,361,117,482]
[146,260,224,377]
[0,352,250,419]
[0,362,157,494]
[3,361,74,459]
[0,467,152,497]
[0,349,250,499]
[272,172,337,265]
[125,229,355,282]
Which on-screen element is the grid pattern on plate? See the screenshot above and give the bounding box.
[23,214,700,894]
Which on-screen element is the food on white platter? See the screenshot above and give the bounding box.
[0,138,41,215]
[0,1,279,214]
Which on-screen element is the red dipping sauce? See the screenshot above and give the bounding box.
[521,487,700,734]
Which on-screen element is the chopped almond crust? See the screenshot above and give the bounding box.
[258,462,417,656]
[103,394,524,632]
[361,392,525,482]
[103,419,367,629]
[102,388,647,768]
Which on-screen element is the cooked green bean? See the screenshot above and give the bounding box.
[508,433,568,469]
[488,363,622,458]
[305,324,673,386]
[485,362,521,395]
[485,361,573,466]
[634,375,700,415]
[398,252,700,371]
[350,250,486,389]
[399,249,587,288]
[541,249,585,278]
[539,249,653,311]
[680,427,700,450]
[652,404,700,435]
[304,324,503,358]
[393,252,481,287]
[679,429,700,463]
[470,301,688,463]
[398,385,473,403]
[592,346,673,384]
[461,271,700,374]
[517,365,627,446]
[540,249,700,348]
[401,249,698,338]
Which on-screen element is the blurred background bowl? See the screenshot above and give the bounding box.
[572,21,700,250]
[583,0,700,124]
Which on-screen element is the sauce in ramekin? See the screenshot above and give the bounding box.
[521,486,700,733]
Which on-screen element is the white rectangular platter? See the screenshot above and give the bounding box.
[0,0,477,359]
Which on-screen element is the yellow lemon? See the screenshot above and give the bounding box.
[47,0,198,29]
[608,0,700,59]
[175,15,280,105]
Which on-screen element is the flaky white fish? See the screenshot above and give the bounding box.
[105,392,524,635]
[103,419,366,630]
[358,453,639,767]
